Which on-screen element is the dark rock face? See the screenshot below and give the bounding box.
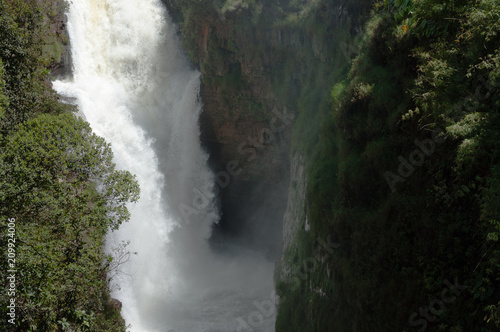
[43,0,72,78]
[162,2,295,257]
[110,298,122,311]
[160,0,357,266]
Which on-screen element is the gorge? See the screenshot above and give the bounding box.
[1,0,500,331]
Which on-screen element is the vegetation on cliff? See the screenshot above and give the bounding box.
[277,0,500,331]
[0,1,136,330]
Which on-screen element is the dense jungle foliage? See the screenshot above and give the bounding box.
[276,0,500,331]
[0,1,137,330]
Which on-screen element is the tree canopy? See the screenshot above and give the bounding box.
[0,1,138,330]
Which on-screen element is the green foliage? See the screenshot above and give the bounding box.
[0,114,138,332]
[0,1,135,331]
[277,0,500,331]
[0,61,8,123]
[1,113,139,229]
[0,0,66,134]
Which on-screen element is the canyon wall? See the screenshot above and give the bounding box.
[162,0,368,261]
[161,1,370,330]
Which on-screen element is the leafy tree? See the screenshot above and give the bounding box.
[0,113,139,331]
[0,0,65,135]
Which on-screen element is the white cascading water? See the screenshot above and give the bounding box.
[54,0,276,331]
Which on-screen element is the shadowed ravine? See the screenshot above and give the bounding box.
[53,0,276,331]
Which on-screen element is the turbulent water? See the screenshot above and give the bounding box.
[53,0,276,331]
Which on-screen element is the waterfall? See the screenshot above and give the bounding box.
[54,0,276,331]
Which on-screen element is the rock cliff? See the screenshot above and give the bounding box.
[161,0,369,328]
[41,0,72,78]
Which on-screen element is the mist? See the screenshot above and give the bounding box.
[53,0,284,331]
